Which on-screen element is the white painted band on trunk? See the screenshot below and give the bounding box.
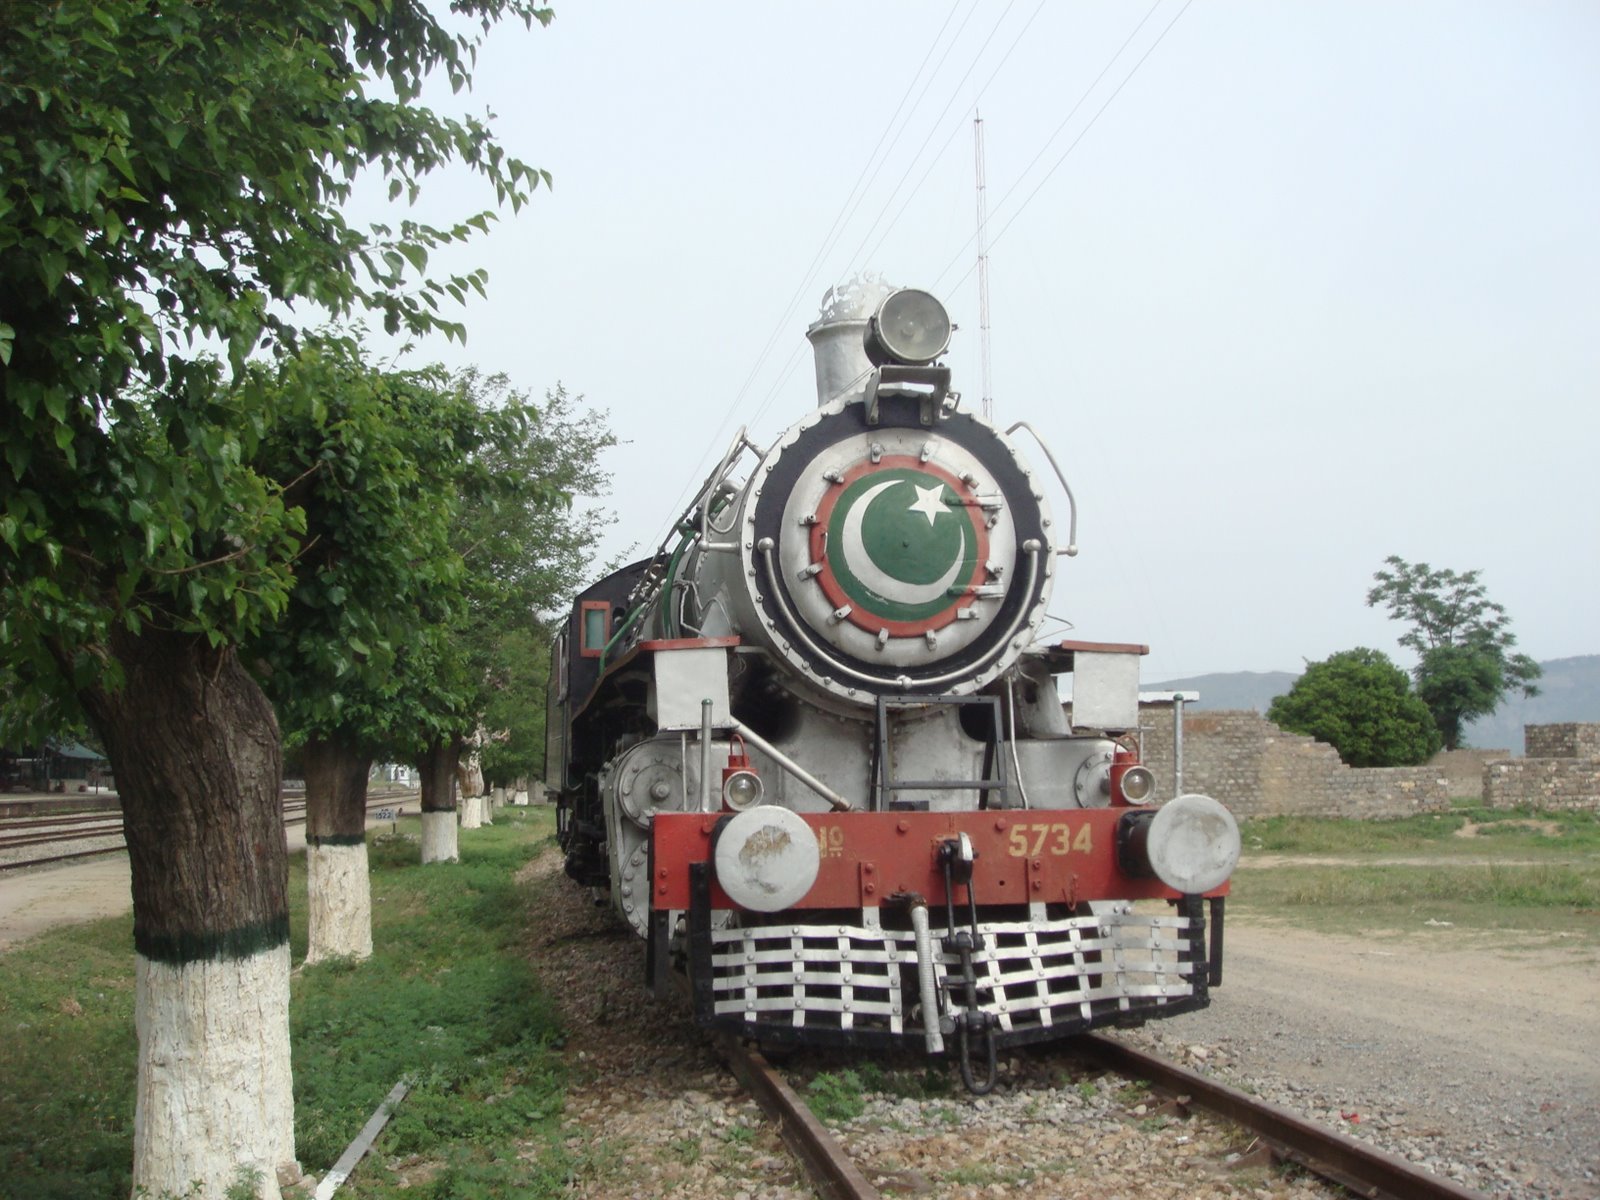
[134,944,297,1200]
[420,810,459,863]
[460,795,482,829]
[306,841,373,964]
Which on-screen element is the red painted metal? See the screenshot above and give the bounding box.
[1054,639,1150,656]
[578,600,611,658]
[639,636,741,651]
[650,808,1229,912]
[1110,746,1136,806]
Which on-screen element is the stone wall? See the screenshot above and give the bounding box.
[1484,759,1600,810]
[1428,748,1509,797]
[1483,722,1600,810]
[1523,723,1600,760]
[1136,705,1451,819]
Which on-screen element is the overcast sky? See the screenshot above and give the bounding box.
[358,0,1599,682]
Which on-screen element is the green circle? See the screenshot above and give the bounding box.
[827,468,979,623]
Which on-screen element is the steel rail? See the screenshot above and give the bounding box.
[0,792,412,874]
[1074,1033,1492,1200]
[0,801,317,851]
[709,1032,882,1200]
[0,809,126,830]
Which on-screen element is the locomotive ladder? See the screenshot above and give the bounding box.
[871,693,1011,812]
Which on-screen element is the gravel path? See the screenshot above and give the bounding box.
[1115,921,1600,1200]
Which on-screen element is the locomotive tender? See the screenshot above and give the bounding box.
[547,279,1240,1089]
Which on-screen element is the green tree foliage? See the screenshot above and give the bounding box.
[0,4,551,1190]
[448,375,617,786]
[1366,556,1541,750]
[1,0,551,719]
[246,336,494,748]
[1267,648,1441,768]
[478,626,551,786]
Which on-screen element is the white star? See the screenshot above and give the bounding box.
[906,483,947,525]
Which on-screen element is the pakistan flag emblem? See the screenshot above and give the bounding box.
[812,461,987,635]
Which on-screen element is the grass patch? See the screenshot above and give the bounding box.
[0,914,137,1199]
[1232,860,1600,942]
[1241,806,1600,857]
[0,807,567,1200]
[1239,862,1600,909]
[806,1069,867,1124]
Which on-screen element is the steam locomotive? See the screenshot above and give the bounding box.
[547,280,1239,1090]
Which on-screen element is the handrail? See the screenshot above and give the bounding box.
[1004,420,1079,557]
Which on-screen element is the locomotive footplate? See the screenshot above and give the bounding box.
[657,810,1225,1058]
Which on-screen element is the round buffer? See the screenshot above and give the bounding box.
[713,805,820,913]
[1145,794,1241,894]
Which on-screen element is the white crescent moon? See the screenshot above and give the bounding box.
[840,479,966,606]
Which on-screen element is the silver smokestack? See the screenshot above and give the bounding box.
[805,275,894,407]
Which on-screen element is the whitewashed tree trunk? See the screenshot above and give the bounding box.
[421,810,458,861]
[418,736,461,864]
[305,842,373,963]
[135,946,296,1199]
[455,745,484,829]
[77,629,299,1200]
[302,732,374,964]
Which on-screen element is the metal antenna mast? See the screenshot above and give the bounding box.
[973,113,993,422]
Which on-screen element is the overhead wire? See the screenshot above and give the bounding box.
[745,0,1039,434]
[856,0,1050,273]
[644,1,970,550]
[647,0,1197,554]
[832,0,1025,281]
[934,0,1195,294]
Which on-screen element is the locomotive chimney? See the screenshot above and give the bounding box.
[805,275,893,407]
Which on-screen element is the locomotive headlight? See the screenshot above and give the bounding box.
[722,769,764,811]
[1119,765,1155,804]
[864,288,952,366]
[721,736,765,811]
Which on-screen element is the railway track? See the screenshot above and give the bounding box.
[705,1027,1493,1200]
[537,858,1515,1200]
[0,789,413,873]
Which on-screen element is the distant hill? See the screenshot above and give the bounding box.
[1146,655,1600,756]
[1142,671,1298,713]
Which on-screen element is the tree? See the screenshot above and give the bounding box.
[246,336,486,961]
[1267,648,1441,768]
[479,625,552,790]
[406,374,616,856]
[1366,556,1542,751]
[0,4,549,1195]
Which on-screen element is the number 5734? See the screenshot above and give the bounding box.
[1006,822,1093,858]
